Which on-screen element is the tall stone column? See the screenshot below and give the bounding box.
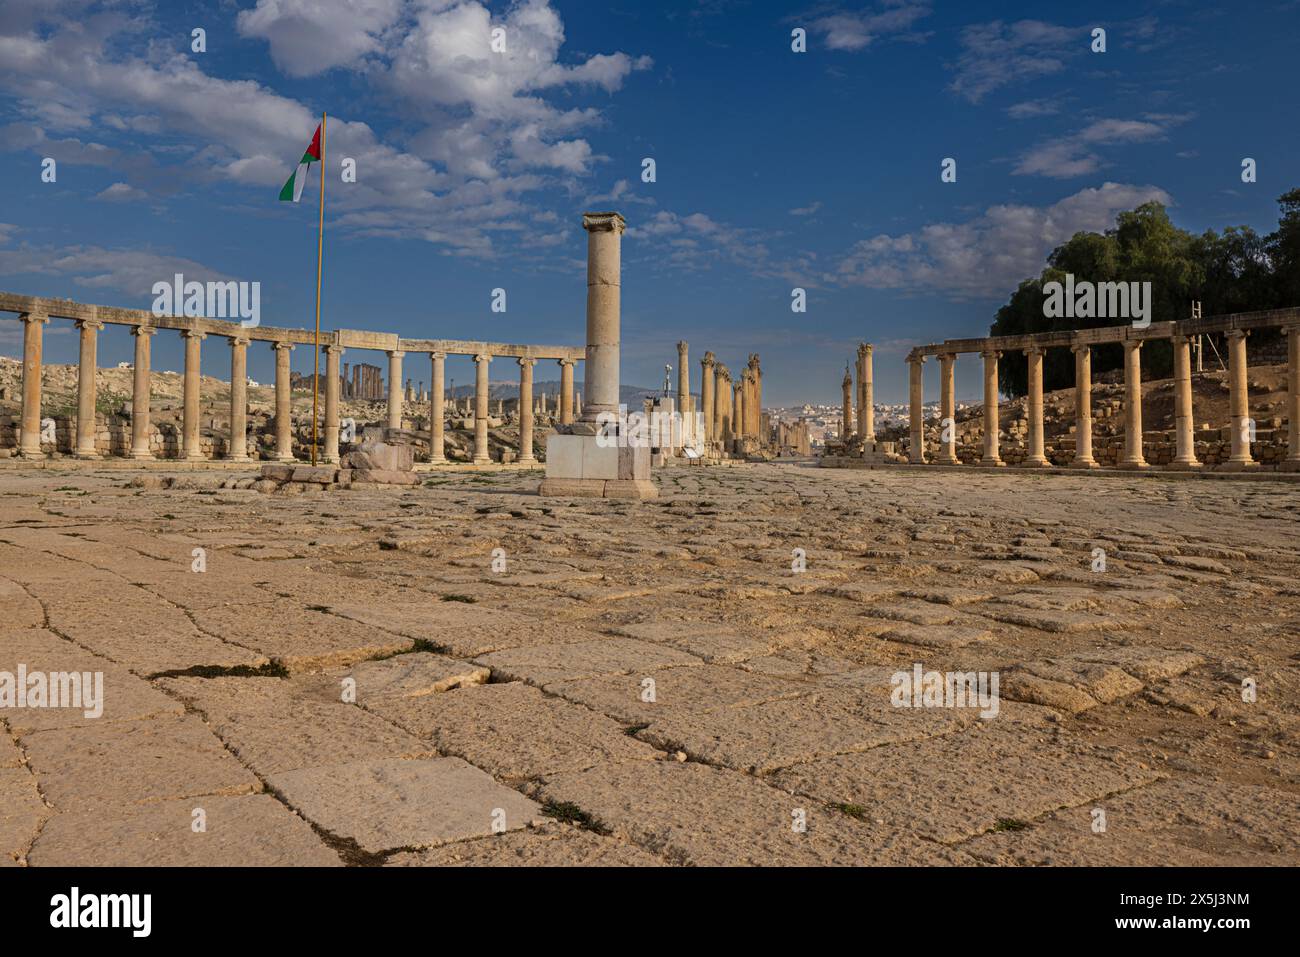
[1171,334,1200,468]
[17,313,48,459]
[323,344,343,463]
[981,349,1004,466]
[181,330,205,461]
[1024,345,1049,467]
[1226,330,1255,468]
[130,325,154,460]
[754,358,763,447]
[700,352,716,446]
[676,340,690,423]
[1119,340,1148,468]
[908,355,926,464]
[473,352,491,464]
[1071,344,1098,468]
[841,366,853,439]
[938,353,959,464]
[578,212,625,425]
[517,357,536,465]
[228,336,251,461]
[273,341,295,462]
[855,344,869,440]
[714,366,729,443]
[74,319,102,459]
[734,375,746,451]
[387,350,404,431]
[861,343,875,439]
[429,352,446,463]
[1286,327,1300,470]
[559,358,575,424]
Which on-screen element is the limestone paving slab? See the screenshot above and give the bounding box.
[477,636,703,687]
[534,758,975,866]
[963,778,1300,866]
[159,675,436,776]
[266,757,544,854]
[27,794,341,866]
[22,714,260,811]
[773,725,1162,844]
[0,629,184,733]
[608,621,777,663]
[370,681,658,782]
[191,601,413,671]
[387,822,665,867]
[0,765,48,865]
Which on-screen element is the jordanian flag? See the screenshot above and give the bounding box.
[278,123,322,202]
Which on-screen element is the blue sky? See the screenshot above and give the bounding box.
[1,0,1296,404]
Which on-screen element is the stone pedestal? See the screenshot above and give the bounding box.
[538,433,655,498]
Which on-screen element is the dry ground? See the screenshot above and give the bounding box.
[1,463,1298,866]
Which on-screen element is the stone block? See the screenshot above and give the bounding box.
[351,468,419,485]
[292,466,338,484]
[343,441,414,472]
[260,464,295,481]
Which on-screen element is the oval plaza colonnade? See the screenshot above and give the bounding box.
[0,291,584,466]
[895,307,1300,472]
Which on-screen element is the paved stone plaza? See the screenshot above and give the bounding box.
[2,464,1298,866]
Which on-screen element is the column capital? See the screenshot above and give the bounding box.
[181,329,206,341]
[322,343,344,355]
[582,211,626,234]
[908,354,927,365]
[1225,328,1249,340]
[857,342,872,358]
[19,312,49,325]
[430,350,447,360]
[474,353,491,364]
[1171,333,1191,346]
[701,351,716,367]
[677,340,688,354]
[1122,339,1143,352]
[938,352,956,363]
[1023,344,1044,357]
[131,324,156,337]
[980,348,1001,360]
[229,335,251,348]
[1070,342,1090,354]
[388,349,406,358]
[272,340,294,352]
[557,357,575,367]
[517,356,536,368]
[75,318,104,332]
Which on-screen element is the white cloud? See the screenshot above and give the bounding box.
[834,182,1173,297]
[237,0,404,77]
[1006,98,1061,119]
[1014,116,1186,178]
[0,0,650,258]
[94,182,147,202]
[0,242,233,299]
[949,20,1080,103]
[790,201,822,216]
[808,3,932,52]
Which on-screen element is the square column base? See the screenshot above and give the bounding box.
[539,434,657,499]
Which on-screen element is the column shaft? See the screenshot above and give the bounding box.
[182,330,204,461]
[700,356,716,446]
[323,345,342,463]
[473,353,491,464]
[862,345,875,440]
[908,357,925,464]
[387,351,404,431]
[1024,346,1049,466]
[1071,345,1098,467]
[559,359,575,424]
[18,314,47,458]
[938,353,959,464]
[430,352,446,463]
[1226,330,1254,466]
[130,326,154,459]
[1171,335,1199,468]
[75,320,102,458]
[273,342,295,461]
[518,358,536,464]
[1120,340,1147,468]
[229,337,250,461]
[579,212,625,424]
[981,350,1004,465]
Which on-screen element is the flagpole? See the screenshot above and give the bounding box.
[311,112,326,466]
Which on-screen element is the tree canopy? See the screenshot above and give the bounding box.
[990,190,1299,397]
